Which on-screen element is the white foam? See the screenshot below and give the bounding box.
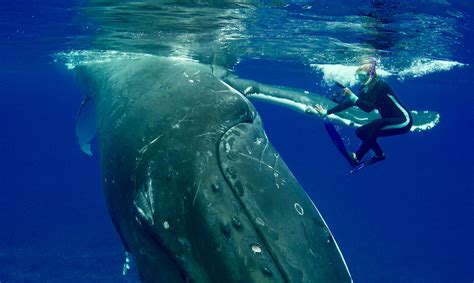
[310,64,392,87]
[54,50,154,69]
[311,59,466,86]
[398,58,466,79]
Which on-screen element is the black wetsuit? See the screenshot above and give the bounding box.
[327,78,412,161]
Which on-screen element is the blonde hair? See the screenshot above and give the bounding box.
[356,63,373,74]
[356,62,377,86]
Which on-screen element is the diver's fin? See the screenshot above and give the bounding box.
[349,155,386,174]
[324,121,358,167]
[76,95,97,156]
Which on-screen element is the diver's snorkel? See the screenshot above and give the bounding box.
[368,57,377,80]
[364,57,377,86]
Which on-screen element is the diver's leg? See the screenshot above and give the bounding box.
[371,141,384,157]
[354,120,386,161]
[354,123,373,160]
[354,143,371,161]
[377,122,412,137]
[354,124,374,161]
[369,118,410,158]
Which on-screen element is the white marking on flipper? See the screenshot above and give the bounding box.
[236,152,279,173]
[294,203,304,215]
[192,178,202,207]
[172,114,189,129]
[138,134,164,154]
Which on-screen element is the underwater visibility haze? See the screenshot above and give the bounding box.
[0,0,473,282]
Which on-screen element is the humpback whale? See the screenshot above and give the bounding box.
[64,1,442,281]
[74,55,353,282]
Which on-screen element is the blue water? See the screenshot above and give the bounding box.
[1,1,473,282]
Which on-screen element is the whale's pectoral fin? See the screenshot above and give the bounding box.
[76,95,97,156]
[409,110,440,131]
[218,122,352,282]
[221,72,440,132]
[323,108,441,132]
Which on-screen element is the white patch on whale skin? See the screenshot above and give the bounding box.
[255,217,265,226]
[244,86,253,94]
[410,113,440,132]
[134,178,156,227]
[294,203,304,215]
[138,134,164,155]
[251,244,262,254]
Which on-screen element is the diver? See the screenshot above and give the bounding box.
[314,62,412,166]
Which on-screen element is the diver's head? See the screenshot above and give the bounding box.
[355,64,373,84]
[355,58,377,85]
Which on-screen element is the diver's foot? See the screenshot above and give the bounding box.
[348,152,360,167]
[373,153,386,162]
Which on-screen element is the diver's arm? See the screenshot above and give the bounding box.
[325,87,357,115]
[326,100,355,115]
[355,81,391,112]
[354,87,377,112]
[343,88,358,103]
[343,86,375,111]
[354,99,374,111]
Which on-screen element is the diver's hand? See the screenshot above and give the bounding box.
[343,88,354,97]
[313,104,328,117]
[343,88,358,103]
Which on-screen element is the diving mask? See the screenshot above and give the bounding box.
[355,71,369,83]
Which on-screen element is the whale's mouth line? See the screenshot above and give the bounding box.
[216,121,290,282]
[211,76,291,279]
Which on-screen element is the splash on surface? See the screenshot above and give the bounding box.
[312,59,466,87]
[398,59,466,79]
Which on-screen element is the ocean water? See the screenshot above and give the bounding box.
[0,0,473,282]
